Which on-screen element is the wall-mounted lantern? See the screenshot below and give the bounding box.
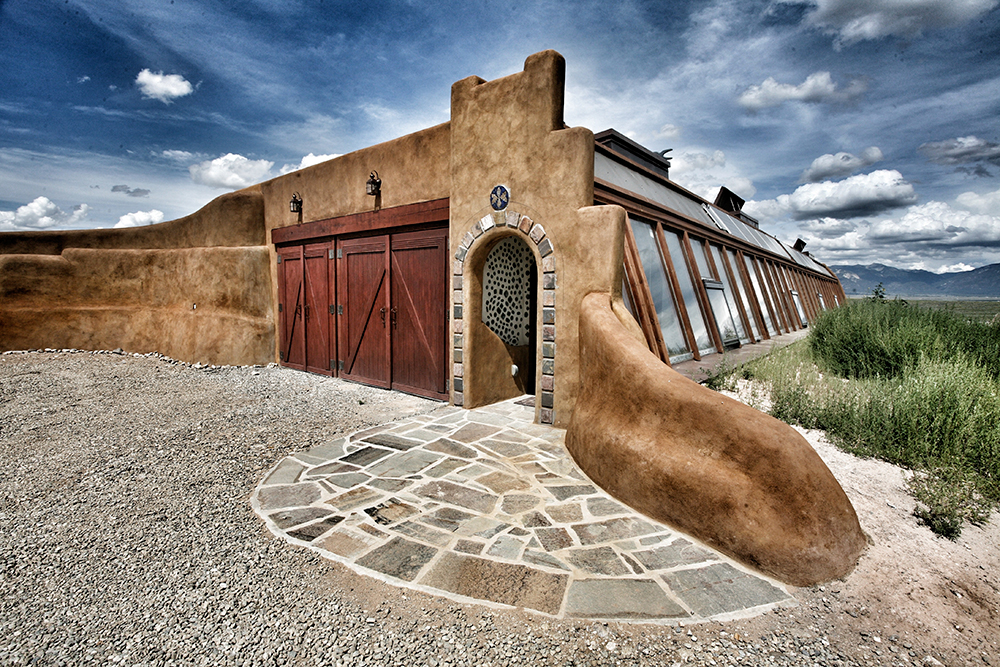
[289,192,303,214]
[366,171,381,197]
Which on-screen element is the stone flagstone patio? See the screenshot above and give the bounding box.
[251,397,792,623]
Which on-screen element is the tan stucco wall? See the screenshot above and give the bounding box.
[0,190,273,364]
[450,50,625,427]
[566,292,867,585]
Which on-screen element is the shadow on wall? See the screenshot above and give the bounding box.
[566,292,867,586]
[0,189,275,365]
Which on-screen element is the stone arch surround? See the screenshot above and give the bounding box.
[452,208,557,424]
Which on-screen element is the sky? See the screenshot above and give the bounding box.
[1,0,999,273]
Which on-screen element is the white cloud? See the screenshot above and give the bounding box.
[671,150,726,174]
[747,169,916,220]
[114,210,164,228]
[955,186,1000,214]
[657,124,682,140]
[278,152,342,175]
[869,200,1000,246]
[136,69,194,104]
[160,150,197,164]
[793,0,999,46]
[936,262,975,274]
[189,153,273,190]
[667,148,757,201]
[799,217,859,237]
[738,71,867,111]
[77,75,90,84]
[0,197,90,231]
[800,146,883,182]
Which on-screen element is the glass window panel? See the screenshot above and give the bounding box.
[690,237,713,279]
[621,273,635,318]
[710,245,749,343]
[705,284,740,345]
[664,230,714,352]
[629,218,690,358]
[818,292,826,310]
[744,255,776,336]
[726,248,761,340]
[791,291,808,327]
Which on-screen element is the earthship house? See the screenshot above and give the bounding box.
[0,50,866,586]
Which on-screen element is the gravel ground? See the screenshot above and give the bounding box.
[0,350,988,666]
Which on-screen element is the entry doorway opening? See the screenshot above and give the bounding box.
[481,236,538,396]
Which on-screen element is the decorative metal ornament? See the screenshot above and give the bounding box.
[490,184,510,211]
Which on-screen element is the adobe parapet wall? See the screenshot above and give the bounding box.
[0,190,274,365]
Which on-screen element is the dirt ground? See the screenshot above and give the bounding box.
[721,423,1000,667]
[2,351,997,666]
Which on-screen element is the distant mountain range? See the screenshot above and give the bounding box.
[830,263,1000,298]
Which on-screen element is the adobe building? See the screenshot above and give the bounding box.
[0,51,864,586]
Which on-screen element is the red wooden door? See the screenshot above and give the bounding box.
[278,246,305,370]
[303,242,333,375]
[338,235,391,388]
[389,229,448,399]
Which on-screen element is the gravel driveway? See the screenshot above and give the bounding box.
[2,351,890,666]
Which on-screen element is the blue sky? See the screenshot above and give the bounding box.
[2,0,999,272]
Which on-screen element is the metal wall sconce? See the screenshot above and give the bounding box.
[289,192,303,214]
[366,171,381,197]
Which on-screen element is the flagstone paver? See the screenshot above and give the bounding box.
[251,397,792,623]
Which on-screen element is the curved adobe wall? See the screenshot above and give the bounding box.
[0,190,273,365]
[566,292,866,586]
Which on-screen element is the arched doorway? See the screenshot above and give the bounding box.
[481,236,538,395]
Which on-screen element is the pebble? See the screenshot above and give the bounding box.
[0,349,930,666]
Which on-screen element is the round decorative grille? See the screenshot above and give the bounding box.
[482,236,534,346]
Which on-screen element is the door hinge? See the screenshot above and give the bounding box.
[337,304,343,315]
[445,378,450,391]
[330,359,336,371]
[338,360,344,370]
[279,351,284,361]
[278,303,283,313]
[329,249,335,260]
[337,248,343,259]
[328,304,335,315]
[276,256,282,264]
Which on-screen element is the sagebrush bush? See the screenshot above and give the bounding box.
[808,298,1000,380]
[736,301,1000,538]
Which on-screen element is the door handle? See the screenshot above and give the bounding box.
[380,307,386,327]
[390,307,397,329]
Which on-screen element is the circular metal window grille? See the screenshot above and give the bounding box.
[482,237,534,347]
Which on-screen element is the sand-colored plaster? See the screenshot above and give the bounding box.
[565,292,867,586]
[449,50,625,426]
[1,246,273,365]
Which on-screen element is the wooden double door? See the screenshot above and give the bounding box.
[277,227,448,400]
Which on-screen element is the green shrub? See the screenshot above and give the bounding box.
[907,467,996,540]
[737,327,1000,538]
[808,298,1000,380]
